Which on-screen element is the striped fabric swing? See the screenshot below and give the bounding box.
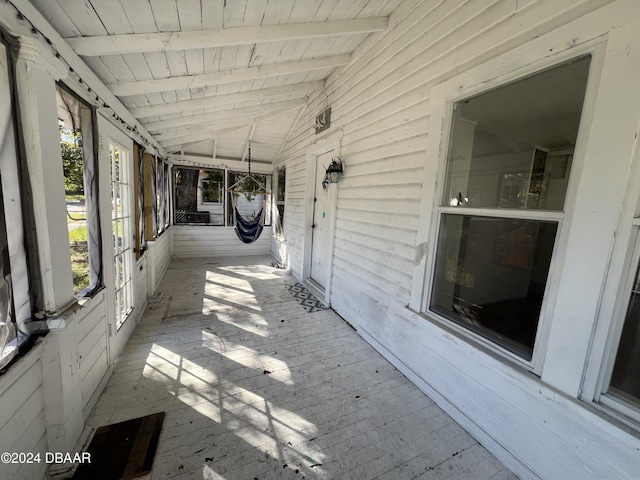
[231,195,265,243]
[226,145,267,244]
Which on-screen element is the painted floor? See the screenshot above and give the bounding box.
[87,256,518,480]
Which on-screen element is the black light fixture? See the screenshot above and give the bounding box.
[326,156,343,183]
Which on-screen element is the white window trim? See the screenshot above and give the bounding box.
[582,166,640,427]
[409,38,607,373]
[109,138,134,330]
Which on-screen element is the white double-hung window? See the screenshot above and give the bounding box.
[419,55,592,363]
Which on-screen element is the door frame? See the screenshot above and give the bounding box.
[302,132,342,305]
[98,113,136,364]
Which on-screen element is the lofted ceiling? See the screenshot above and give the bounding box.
[29,0,401,165]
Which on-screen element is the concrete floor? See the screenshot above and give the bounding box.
[87,256,518,480]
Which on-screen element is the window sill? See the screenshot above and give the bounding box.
[48,288,106,332]
[595,394,640,438]
[402,305,640,444]
[404,305,536,374]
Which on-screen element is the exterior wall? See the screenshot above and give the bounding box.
[174,226,272,258]
[145,228,174,296]
[0,8,175,479]
[276,1,640,479]
[0,345,47,480]
[76,295,109,419]
[271,235,288,266]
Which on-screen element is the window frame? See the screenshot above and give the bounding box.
[0,31,35,371]
[133,142,146,259]
[172,166,272,227]
[174,167,226,226]
[155,158,170,236]
[200,170,224,205]
[275,166,286,237]
[108,139,134,330]
[598,224,640,419]
[584,194,640,428]
[227,170,272,227]
[56,81,103,297]
[410,42,605,373]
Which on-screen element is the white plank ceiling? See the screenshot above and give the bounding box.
[29,0,402,164]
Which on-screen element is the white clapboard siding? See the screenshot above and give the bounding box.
[77,299,108,414]
[135,256,149,314]
[174,226,272,257]
[147,228,174,295]
[0,347,47,480]
[273,1,640,479]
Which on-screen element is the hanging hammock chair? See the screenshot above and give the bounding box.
[226,145,267,244]
[234,205,264,243]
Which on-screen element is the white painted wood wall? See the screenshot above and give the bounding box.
[0,13,176,477]
[0,346,47,480]
[145,230,174,298]
[174,226,272,258]
[276,1,640,479]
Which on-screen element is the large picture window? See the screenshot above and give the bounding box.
[227,171,272,227]
[174,167,271,227]
[429,56,591,360]
[174,168,225,225]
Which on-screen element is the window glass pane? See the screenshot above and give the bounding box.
[277,168,286,202]
[175,168,224,225]
[201,170,223,203]
[609,260,640,405]
[430,215,558,359]
[230,173,269,226]
[443,56,590,210]
[57,84,101,294]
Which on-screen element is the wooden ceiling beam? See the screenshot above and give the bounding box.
[130,80,323,118]
[66,18,388,56]
[110,55,350,96]
[163,132,231,154]
[0,0,166,155]
[145,99,306,133]
[169,154,273,174]
[155,118,258,144]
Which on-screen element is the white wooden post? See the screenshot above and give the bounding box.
[15,37,87,456]
[14,37,73,314]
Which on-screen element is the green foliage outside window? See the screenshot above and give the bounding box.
[60,125,84,194]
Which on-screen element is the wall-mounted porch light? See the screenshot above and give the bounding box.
[326,156,343,183]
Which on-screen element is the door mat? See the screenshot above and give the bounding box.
[284,283,330,313]
[73,412,165,480]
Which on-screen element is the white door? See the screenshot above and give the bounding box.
[99,118,135,361]
[309,150,335,290]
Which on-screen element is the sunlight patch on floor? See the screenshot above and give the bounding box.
[203,310,269,336]
[141,342,322,475]
[201,330,294,385]
[217,264,281,279]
